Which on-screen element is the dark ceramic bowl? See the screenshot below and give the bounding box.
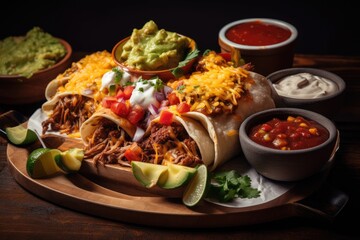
[0,39,72,105]
[267,68,346,118]
[239,108,338,182]
[112,36,197,82]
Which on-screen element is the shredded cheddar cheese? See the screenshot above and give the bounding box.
[167,51,249,115]
[56,51,117,103]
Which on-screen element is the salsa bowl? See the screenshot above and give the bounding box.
[239,108,338,182]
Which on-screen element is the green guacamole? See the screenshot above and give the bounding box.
[120,20,191,71]
[0,27,67,78]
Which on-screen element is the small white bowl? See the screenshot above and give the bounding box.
[267,68,346,118]
[218,18,298,76]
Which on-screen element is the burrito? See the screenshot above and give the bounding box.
[80,108,214,168]
[167,51,276,171]
[41,51,118,137]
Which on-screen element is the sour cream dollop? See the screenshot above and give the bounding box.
[130,79,161,108]
[100,67,131,91]
[273,72,338,99]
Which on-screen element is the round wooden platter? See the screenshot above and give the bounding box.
[6,134,338,228]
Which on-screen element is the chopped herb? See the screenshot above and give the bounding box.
[177,85,185,93]
[124,81,134,86]
[138,87,144,92]
[112,67,123,84]
[153,77,164,91]
[108,84,117,96]
[193,85,200,89]
[207,170,260,203]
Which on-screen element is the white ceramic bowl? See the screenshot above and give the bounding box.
[219,18,298,76]
[267,68,346,118]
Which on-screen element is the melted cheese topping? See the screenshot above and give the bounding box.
[167,51,249,115]
[56,51,117,102]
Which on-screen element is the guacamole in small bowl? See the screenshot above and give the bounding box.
[120,20,191,71]
[0,27,67,78]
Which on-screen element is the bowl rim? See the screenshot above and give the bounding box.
[266,67,346,103]
[112,35,197,75]
[239,107,338,154]
[0,38,72,79]
[219,18,298,50]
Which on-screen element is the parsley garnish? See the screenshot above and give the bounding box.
[207,170,260,203]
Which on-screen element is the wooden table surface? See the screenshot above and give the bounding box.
[1,54,360,239]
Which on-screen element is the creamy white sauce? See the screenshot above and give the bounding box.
[100,68,131,91]
[130,79,159,108]
[273,72,338,99]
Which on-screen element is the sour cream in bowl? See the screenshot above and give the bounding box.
[267,68,346,118]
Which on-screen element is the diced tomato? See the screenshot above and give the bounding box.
[159,110,174,125]
[261,123,272,132]
[123,85,135,100]
[127,104,145,125]
[110,101,130,117]
[115,89,125,99]
[102,96,117,108]
[177,102,191,113]
[124,143,143,162]
[167,92,180,105]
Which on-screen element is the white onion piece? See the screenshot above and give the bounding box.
[133,127,145,142]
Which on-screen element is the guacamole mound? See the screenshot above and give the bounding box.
[0,27,67,78]
[120,20,191,71]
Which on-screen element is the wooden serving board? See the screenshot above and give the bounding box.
[6,134,339,228]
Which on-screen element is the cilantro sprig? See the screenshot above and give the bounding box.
[171,48,200,78]
[207,170,260,203]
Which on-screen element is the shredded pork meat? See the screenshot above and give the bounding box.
[42,95,96,135]
[84,120,203,168]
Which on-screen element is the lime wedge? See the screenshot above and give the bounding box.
[5,124,37,145]
[131,161,168,188]
[182,164,209,207]
[27,148,64,179]
[56,148,84,173]
[157,163,197,189]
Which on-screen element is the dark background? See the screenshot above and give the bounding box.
[1,0,358,56]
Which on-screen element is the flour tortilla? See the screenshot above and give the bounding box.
[147,115,215,168]
[184,72,275,171]
[80,108,137,145]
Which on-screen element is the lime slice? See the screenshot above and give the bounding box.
[27,148,64,179]
[157,163,197,189]
[182,164,209,207]
[131,161,168,188]
[5,124,37,145]
[55,148,84,173]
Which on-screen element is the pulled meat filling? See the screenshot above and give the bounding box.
[84,120,203,168]
[42,95,96,135]
[139,122,203,167]
[84,118,133,166]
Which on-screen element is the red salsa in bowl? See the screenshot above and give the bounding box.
[225,20,292,46]
[249,115,329,150]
